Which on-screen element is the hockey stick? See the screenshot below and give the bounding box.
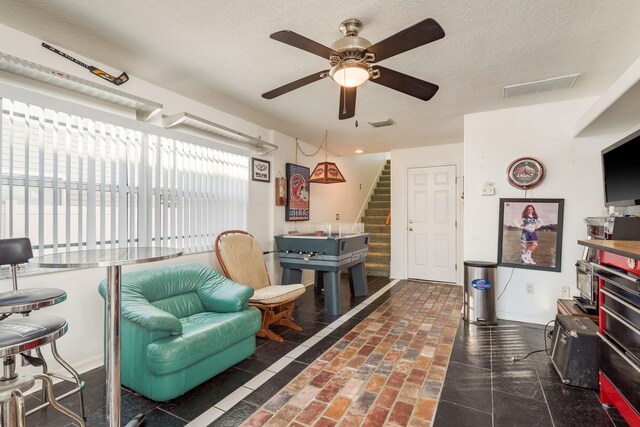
[42,42,129,85]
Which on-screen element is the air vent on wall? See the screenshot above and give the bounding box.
[368,119,395,128]
[502,73,581,99]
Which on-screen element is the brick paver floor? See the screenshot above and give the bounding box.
[242,280,463,427]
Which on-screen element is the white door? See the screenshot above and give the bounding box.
[407,165,457,282]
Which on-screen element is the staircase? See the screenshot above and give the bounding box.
[362,160,391,277]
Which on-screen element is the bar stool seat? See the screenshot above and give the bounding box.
[0,315,67,356]
[0,288,67,313]
[0,315,83,426]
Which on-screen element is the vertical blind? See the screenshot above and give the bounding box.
[0,97,248,256]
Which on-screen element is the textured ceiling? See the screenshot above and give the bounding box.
[1,1,640,155]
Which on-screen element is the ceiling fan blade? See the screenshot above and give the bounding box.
[270,30,338,59]
[339,86,357,120]
[365,18,445,63]
[371,66,438,101]
[262,70,329,99]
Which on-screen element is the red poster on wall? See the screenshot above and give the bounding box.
[285,163,310,221]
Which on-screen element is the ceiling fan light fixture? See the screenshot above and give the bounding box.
[329,62,370,87]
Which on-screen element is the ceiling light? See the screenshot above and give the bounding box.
[329,62,370,87]
[355,149,364,154]
[305,131,346,184]
[0,51,162,121]
[163,112,277,154]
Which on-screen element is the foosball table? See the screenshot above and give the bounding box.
[274,230,369,315]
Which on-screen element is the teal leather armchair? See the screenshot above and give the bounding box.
[98,263,261,401]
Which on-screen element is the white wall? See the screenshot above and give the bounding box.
[464,97,630,324]
[0,23,383,375]
[390,143,464,282]
[264,131,387,284]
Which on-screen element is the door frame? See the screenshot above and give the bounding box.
[405,163,461,283]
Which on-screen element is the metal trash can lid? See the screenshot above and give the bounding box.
[463,261,497,268]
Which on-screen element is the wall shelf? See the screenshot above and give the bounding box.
[0,51,162,122]
[162,112,277,155]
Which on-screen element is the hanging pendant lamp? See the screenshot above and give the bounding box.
[309,131,346,184]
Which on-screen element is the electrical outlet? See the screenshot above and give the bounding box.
[561,286,570,298]
[336,214,340,220]
[526,283,534,295]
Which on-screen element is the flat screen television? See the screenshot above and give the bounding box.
[602,128,640,206]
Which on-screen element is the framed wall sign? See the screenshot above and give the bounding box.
[285,163,310,221]
[497,198,564,272]
[506,157,545,189]
[275,172,287,206]
[251,158,271,182]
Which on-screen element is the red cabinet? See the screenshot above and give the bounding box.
[581,239,640,426]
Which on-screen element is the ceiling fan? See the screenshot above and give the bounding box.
[262,18,445,120]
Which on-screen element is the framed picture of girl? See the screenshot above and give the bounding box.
[497,198,564,272]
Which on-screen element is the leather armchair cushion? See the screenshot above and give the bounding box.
[147,308,261,375]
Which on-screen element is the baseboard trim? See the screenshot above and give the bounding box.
[498,311,555,326]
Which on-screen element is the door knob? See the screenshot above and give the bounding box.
[408,219,413,224]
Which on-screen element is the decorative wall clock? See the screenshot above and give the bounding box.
[506,157,545,189]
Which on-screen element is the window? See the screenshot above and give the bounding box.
[0,97,248,257]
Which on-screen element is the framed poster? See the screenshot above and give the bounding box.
[497,198,564,272]
[285,163,310,221]
[251,158,271,182]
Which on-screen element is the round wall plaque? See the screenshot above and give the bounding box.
[506,157,545,189]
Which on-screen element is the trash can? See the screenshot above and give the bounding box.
[463,261,498,325]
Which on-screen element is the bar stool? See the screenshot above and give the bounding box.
[0,238,85,424]
[0,316,84,426]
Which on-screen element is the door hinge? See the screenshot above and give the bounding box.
[455,263,458,271]
[455,220,457,227]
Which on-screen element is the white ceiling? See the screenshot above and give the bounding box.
[1,1,640,155]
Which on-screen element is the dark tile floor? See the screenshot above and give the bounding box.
[434,320,631,427]
[24,275,392,426]
[24,281,634,427]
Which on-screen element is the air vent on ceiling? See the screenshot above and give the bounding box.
[368,119,395,128]
[502,73,581,99]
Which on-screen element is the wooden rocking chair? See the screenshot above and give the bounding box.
[215,230,305,342]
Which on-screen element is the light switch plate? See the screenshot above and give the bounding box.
[482,186,495,196]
